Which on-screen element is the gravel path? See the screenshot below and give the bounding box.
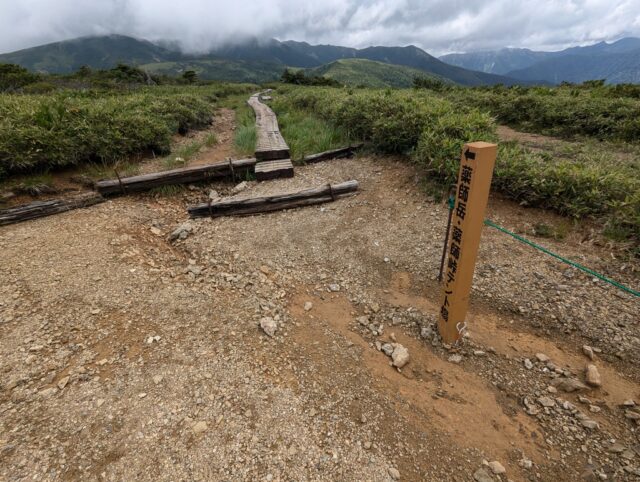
[0,143,639,480]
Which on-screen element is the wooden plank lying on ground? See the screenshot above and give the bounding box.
[248,94,290,161]
[255,159,294,181]
[301,144,364,164]
[188,180,358,218]
[95,158,257,196]
[0,193,105,226]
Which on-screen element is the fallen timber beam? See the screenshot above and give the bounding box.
[300,144,364,164]
[0,193,105,227]
[188,180,358,219]
[94,158,257,196]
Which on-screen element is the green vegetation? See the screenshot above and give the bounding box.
[0,63,255,178]
[233,103,258,156]
[281,69,341,87]
[142,60,283,84]
[302,59,442,88]
[443,84,640,141]
[274,86,639,244]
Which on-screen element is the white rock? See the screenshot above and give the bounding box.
[232,181,248,194]
[192,421,208,434]
[260,317,278,337]
[57,376,70,390]
[448,354,462,364]
[150,226,162,236]
[535,353,549,362]
[303,301,313,312]
[209,190,220,201]
[328,284,341,292]
[153,375,164,385]
[388,467,401,480]
[585,364,602,387]
[391,344,410,368]
[488,461,506,475]
[583,345,595,360]
[523,358,534,369]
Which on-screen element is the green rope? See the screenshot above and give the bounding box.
[483,219,639,298]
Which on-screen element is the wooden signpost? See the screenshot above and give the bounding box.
[437,142,497,344]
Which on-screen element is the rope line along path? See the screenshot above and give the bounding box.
[483,219,640,298]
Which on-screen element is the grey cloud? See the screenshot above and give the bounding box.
[0,0,639,55]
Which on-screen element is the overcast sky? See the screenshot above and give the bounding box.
[1,0,639,55]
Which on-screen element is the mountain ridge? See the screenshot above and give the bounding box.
[439,38,640,84]
[0,35,527,86]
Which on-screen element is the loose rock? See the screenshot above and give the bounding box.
[391,344,410,368]
[260,317,278,337]
[488,461,506,475]
[585,364,602,387]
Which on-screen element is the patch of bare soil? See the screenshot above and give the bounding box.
[1,153,639,481]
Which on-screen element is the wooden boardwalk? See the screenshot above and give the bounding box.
[248,94,291,162]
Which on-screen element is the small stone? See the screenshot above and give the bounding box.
[363,441,372,450]
[138,393,147,399]
[488,461,506,475]
[622,399,636,407]
[209,190,220,201]
[585,364,601,387]
[153,375,163,385]
[39,387,57,398]
[232,181,248,194]
[381,343,394,357]
[523,358,534,369]
[192,421,208,434]
[169,223,193,242]
[583,345,595,360]
[391,344,410,368]
[260,317,278,337]
[96,358,108,366]
[90,309,100,315]
[473,468,495,482]
[538,396,555,408]
[519,458,533,469]
[589,405,601,413]
[420,326,432,339]
[608,443,626,453]
[328,284,341,292]
[96,399,105,407]
[57,376,70,390]
[550,377,588,393]
[625,409,640,421]
[535,353,549,362]
[388,467,400,480]
[547,386,557,394]
[150,227,162,236]
[448,354,462,364]
[357,316,370,326]
[581,419,598,429]
[473,350,486,357]
[303,301,313,312]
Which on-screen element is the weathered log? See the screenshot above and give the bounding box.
[300,144,364,164]
[95,158,257,196]
[0,193,104,226]
[188,180,358,218]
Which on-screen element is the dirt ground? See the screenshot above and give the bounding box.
[1,112,639,481]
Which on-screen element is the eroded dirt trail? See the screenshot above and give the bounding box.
[1,131,639,480]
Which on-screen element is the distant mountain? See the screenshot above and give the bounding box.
[0,35,176,73]
[306,59,444,88]
[0,35,526,87]
[507,50,640,84]
[439,38,640,84]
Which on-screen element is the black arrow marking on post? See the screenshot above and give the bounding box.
[464,149,476,160]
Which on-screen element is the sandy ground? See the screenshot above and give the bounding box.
[1,113,639,482]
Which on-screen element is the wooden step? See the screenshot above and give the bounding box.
[254,159,294,181]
